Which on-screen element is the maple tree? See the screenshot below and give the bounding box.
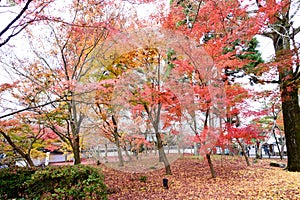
[29,2,118,165]
[97,27,224,175]
[93,87,154,167]
[41,0,151,167]
[93,81,127,167]
[88,34,151,167]
[0,72,61,167]
[166,49,224,177]
[0,0,124,165]
[0,0,169,167]
[96,44,177,173]
[164,0,300,172]
[119,74,180,175]
[221,84,252,166]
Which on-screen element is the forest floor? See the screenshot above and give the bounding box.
[98,155,300,200]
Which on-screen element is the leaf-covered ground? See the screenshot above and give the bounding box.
[100,156,300,199]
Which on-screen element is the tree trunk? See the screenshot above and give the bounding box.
[104,143,108,160]
[280,138,285,159]
[144,100,171,174]
[236,138,250,166]
[277,126,285,159]
[271,122,284,159]
[123,146,132,161]
[114,134,124,167]
[281,84,300,171]
[273,130,282,159]
[72,136,81,165]
[156,132,172,175]
[0,131,35,167]
[158,143,163,162]
[194,142,199,156]
[206,153,216,178]
[270,26,300,171]
[24,153,35,167]
[255,141,262,159]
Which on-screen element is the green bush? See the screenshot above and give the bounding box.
[0,165,107,200]
[0,167,37,199]
[24,165,107,199]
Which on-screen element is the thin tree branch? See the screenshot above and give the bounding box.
[0,0,33,44]
[0,98,64,119]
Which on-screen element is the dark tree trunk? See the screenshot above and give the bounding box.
[236,138,250,166]
[273,129,282,160]
[280,138,285,159]
[281,84,300,171]
[203,109,216,178]
[72,135,81,165]
[69,105,84,165]
[0,131,35,167]
[24,154,35,167]
[206,153,216,178]
[111,115,124,167]
[272,31,300,171]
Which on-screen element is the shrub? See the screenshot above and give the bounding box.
[0,167,37,199]
[24,165,107,199]
[0,165,107,200]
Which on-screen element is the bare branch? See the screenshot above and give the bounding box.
[290,2,300,20]
[0,98,64,119]
[0,0,33,47]
[293,26,300,36]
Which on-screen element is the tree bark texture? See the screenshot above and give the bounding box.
[273,32,300,171]
[156,131,172,175]
[72,135,81,165]
[281,84,300,171]
[206,153,216,178]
